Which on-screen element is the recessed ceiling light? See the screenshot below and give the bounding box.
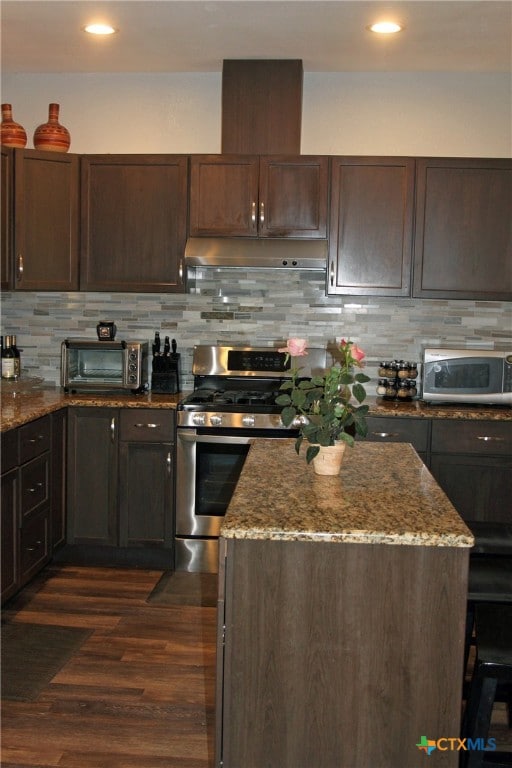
[83,23,118,36]
[368,21,404,34]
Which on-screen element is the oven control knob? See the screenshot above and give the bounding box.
[192,413,206,426]
[210,415,223,426]
[242,415,255,427]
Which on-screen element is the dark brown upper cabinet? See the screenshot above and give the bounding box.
[80,155,188,292]
[1,147,13,290]
[189,154,328,239]
[413,158,512,300]
[327,157,415,296]
[12,150,80,291]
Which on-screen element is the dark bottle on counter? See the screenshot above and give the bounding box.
[163,336,171,357]
[1,335,16,379]
[11,334,21,378]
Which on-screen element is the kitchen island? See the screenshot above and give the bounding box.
[216,440,474,768]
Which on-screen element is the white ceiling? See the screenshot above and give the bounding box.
[1,0,511,75]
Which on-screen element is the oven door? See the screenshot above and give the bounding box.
[175,427,295,572]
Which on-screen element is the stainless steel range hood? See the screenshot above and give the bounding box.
[184,237,327,270]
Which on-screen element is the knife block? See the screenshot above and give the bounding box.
[151,354,181,394]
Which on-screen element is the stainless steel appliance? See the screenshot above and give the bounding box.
[175,344,327,572]
[422,348,512,405]
[61,338,149,393]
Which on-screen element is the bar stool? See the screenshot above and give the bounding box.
[464,522,512,670]
[460,603,512,768]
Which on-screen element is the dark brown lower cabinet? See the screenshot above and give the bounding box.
[430,419,512,523]
[217,537,468,768]
[66,407,175,566]
[1,467,19,603]
[1,416,52,605]
[51,408,67,550]
[363,414,430,464]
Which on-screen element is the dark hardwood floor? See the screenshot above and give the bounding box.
[2,565,510,767]
[1,565,216,768]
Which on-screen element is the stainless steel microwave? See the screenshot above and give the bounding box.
[61,339,149,393]
[421,348,512,405]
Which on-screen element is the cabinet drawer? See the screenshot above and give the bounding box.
[431,420,512,456]
[20,508,50,583]
[20,453,50,518]
[19,415,51,463]
[119,409,175,442]
[1,429,18,473]
[364,416,430,453]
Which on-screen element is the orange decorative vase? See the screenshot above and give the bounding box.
[33,103,70,152]
[1,104,27,148]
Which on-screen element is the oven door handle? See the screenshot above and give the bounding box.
[178,431,253,446]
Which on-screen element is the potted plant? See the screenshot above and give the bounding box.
[276,338,370,470]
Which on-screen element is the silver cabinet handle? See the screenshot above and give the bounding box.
[110,416,116,443]
[330,261,335,287]
[28,435,44,443]
[477,436,505,442]
[26,540,43,552]
[259,201,265,224]
[251,201,256,223]
[16,254,24,282]
[134,423,159,429]
[179,259,183,282]
[371,432,400,439]
[27,482,43,493]
[166,451,172,476]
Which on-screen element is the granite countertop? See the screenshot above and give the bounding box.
[220,439,474,548]
[0,385,510,432]
[0,385,185,431]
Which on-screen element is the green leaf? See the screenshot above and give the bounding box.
[352,382,367,403]
[306,444,320,463]
[280,406,297,426]
[278,380,293,391]
[355,372,371,383]
[275,393,291,406]
[294,435,303,455]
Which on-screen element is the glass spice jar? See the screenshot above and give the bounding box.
[384,379,398,399]
[376,378,387,396]
[397,380,411,399]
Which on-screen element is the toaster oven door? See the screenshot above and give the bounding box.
[61,340,127,390]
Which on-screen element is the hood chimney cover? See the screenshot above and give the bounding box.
[222,59,303,154]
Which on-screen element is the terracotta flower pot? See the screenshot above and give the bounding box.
[312,441,346,475]
[1,104,27,148]
[33,103,70,152]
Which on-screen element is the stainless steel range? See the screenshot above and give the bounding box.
[175,344,327,572]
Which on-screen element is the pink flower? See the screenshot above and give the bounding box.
[278,338,308,357]
[340,339,366,365]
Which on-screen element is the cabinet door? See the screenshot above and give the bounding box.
[430,454,512,523]
[413,158,512,300]
[328,157,414,296]
[258,156,328,238]
[1,147,13,290]
[51,409,67,550]
[13,149,79,290]
[81,155,188,292]
[189,155,259,236]
[118,408,174,550]
[118,441,173,549]
[1,467,19,604]
[67,408,118,546]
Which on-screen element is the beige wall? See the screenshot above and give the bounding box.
[2,70,511,156]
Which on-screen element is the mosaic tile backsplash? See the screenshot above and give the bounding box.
[1,267,511,391]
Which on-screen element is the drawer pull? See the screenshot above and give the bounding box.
[26,541,42,552]
[477,436,505,442]
[28,435,44,443]
[166,451,172,476]
[134,423,160,429]
[372,431,400,439]
[27,482,43,493]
